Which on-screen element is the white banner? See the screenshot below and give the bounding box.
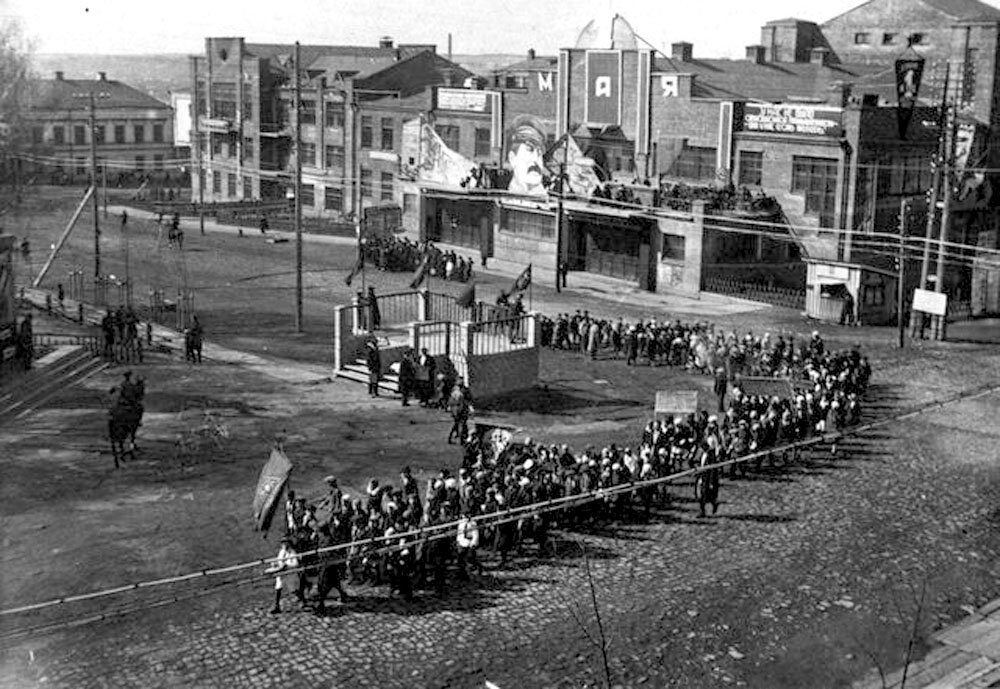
[912,288,947,316]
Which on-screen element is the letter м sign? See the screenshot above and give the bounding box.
[585,51,621,125]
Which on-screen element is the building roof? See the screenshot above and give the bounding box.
[306,54,402,82]
[652,56,883,102]
[28,77,169,111]
[917,0,1000,19]
[575,13,640,49]
[497,55,559,72]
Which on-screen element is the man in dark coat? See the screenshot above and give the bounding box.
[713,367,728,413]
[398,348,416,406]
[365,339,381,397]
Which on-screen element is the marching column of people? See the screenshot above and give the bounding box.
[266,333,872,612]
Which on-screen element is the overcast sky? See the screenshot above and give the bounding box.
[6,0,1000,58]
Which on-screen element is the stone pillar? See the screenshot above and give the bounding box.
[351,294,360,332]
[334,305,346,372]
[527,311,539,347]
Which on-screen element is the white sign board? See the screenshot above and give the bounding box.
[654,390,699,418]
[912,288,947,316]
[437,88,489,113]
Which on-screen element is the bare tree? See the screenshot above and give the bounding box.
[0,17,35,203]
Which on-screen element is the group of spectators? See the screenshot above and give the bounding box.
[266,322,874,613]
[361,236,474,283]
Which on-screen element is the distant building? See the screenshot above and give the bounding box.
[170,89,192,160]
[23,71,174,184]
[190,36,470,219]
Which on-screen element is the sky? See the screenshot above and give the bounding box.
[1,0,909,58]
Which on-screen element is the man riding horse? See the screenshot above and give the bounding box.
[108,370,145,468]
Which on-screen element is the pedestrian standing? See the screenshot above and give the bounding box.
[365,339,382,397]
[264,536,302,614]
[456,509,482,578]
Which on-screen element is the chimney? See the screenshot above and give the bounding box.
[810,47,831,67]
[98,71,107,81]
[55,71,64,80]
[528,48,536,60]
[745,45,766,64]
[379,36,394,49]
[671,42,693,62]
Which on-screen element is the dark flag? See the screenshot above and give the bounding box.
[456,281,476,309]
[895,54,925,139]
[510,263,532,294]
[344,250,364,286]
[252,447,293,533]
[409,254,430,289]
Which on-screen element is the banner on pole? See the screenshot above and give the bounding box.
[252,448,293,533]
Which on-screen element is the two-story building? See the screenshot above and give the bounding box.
[23,71,174,184]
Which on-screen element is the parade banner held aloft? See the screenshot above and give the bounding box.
[253,448,293,533]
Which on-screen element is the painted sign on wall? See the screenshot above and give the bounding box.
[742,104,842,137]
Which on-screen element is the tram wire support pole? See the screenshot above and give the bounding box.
[293,41,303,334]
[897,197,908,349]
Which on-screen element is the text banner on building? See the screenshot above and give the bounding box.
[742,104,842,137]
[437,88,490,113]
[585,51,621,125]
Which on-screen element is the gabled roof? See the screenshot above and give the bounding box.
[651,56,883,102]
[918,0,1000,19]
[307,54,401,81]
[28,77,169,111]
[354,51,473,99]
[497,55,559,73]
[244,42,434,75]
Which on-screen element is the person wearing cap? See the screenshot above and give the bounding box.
[456,507,482,579]
[264,536,302,614]
[713,366,728,413]
[365,338,382,397]
[318,477,343,519]
[506,114,549,195]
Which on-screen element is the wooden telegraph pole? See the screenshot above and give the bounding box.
[88,92,101,278]
[897,198,908,349]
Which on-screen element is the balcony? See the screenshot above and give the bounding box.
[199,116,234,133]
[258,122,290,138]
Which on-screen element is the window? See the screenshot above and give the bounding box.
[300,184,315,207]
[325,102,344,128]
[667,146,717,181]
[243,176,252,200]
[474,128,491,157]
[196,81,207,115]
[380,118,394,150]
[93,125,105,144]
[738,151,763,186]
[300,99,316,125]
[134,124,145,143]
[76,158,86,175]
[380,171,394,201]
[662,234,686,261]
[882,33,896,45]
[360,116,373,148]
[212,170,221,193]
[435,124,460,153]
[154,154,164,170]
[403,193,417,213]
[854,33,870,44]
[360,167,372,197]
[324,186,344,211]
[74,125,86,145]
[211,134,222,155]
[153,123,164,143]
[242,99,253,122]
[53,126,65,144]
[31,126,43,144]
[211,82,236,119]
[504,75,527,89]
[909,33,924,45]
[135,155,145,171]
[114,125,125,143]
[299,142,316,167]
[227,173,236,196]
[500,207,554,239]
[325,145,344,170]
[791,156,838,228]
[243,137,254,160]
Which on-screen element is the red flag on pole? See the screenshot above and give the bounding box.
[252,447,293,533]
[510,263,532,294]
[409,254,430,289]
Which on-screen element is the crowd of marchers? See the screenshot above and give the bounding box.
[265,326,872,614]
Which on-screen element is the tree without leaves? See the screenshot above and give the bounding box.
[0,17,35,201]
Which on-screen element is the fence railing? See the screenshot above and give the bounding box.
[412,320,462,358]
[427,291,473,324]
[702,277,806,310]
[946,299,971,323]
[32,334,101,356]
[367,291,422,330]
[469,315,533,356]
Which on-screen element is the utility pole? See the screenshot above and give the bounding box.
[102,161,108,218]
[293,41,303,333]
[897,198,908,349]
[121,210,131,308]
[192,55,205,235]
[920,63,950,291]
[554,161,565,292]
[933,99,958,340]
[89,92,101,278]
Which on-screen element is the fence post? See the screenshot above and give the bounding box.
[409,321,419,354]
[351,295,361,333]
[333,305,346,372]
[419,288,429,321]
[460,320,474,359]
[527,311,539,347]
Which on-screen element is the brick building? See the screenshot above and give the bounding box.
[190,36,469,219]
[23,71,174,184]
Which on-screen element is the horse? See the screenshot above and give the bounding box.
[108,379,145,468]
